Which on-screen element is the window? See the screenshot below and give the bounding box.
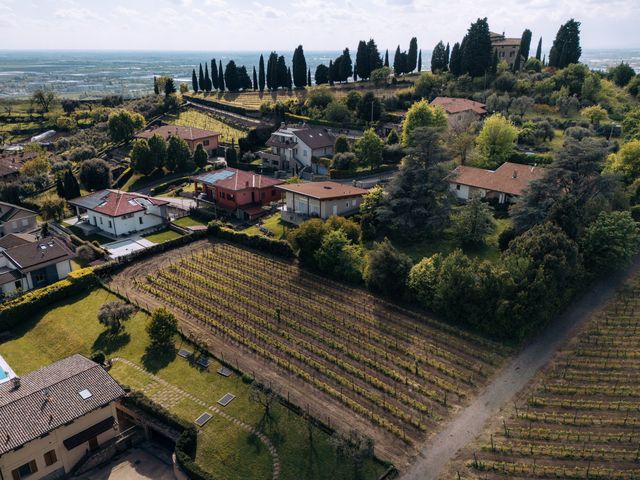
[99,217,103,225]
[21,218,29,227]
[456,184,461,190]
[43,450,57,467]
[11,221,17,229]
[139,217,143,224]
[510,51,514,57]
[33,272,46,284]
[12,460,38,479]
[203,140,209,146]
[303,150,307,156]
[227,193,234,201]
[108,221,112,228]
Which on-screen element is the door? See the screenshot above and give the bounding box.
[332,204,337,216]
[88,436,99,451]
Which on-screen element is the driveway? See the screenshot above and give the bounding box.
[75,448,174,480]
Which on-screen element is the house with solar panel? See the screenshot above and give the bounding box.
[68,190,170,238]
[192,168,283,220]
[0,355,125,480]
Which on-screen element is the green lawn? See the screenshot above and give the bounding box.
[172,215,208,228]
[65,224,112,245]
[142,229,183,244]
[0,288,386,480]
[242,212,288,239]
[393,217,510,263]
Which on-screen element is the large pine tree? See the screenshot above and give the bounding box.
[292,45,307,88]
[549,19,581,68]
[191,69,199,92]
[211,58,219,90]
[258,54,266,92]
[460,17,492,77]
[408,37,418,73]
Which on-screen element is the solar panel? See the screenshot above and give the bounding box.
[218,393,236,407]
[198,170,235,184]
[217,366,233,377]
[195,412,212,427]
[177,349,192,358]
[196,356,210,368]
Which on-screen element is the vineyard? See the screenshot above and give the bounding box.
[165,109,248,144]
[464,277,640,479]
[124,242,507,457]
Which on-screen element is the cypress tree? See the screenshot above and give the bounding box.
[340,48,353,83]
[287,67,293,90]
[56,176,64,197]
[211,58,219,90]
[267,52,278,90]
[292,45,307,88]
[204,63,211,92]
[328,60,334,86]
[519,29,533,61]
[63,169,80,199]
[549,19,581,68]
[224,60,239,92]
[393,45,403,75]
[384,49,389,68]
[449,42,462,76]
[192,69,199,92]
[356,41,369,80]
[535,37,542,60]
[418,50,422,72]
[153,76,159,95]
[367,39,383,72]
[431,41,447,73]
[354,64,358,82]
[408,37,418,72]
[315,64,329,85]
[445,43,450,69]
[198,64,204,92]
[218,60,225,92]
[253,66,258,91]
[460,17,492,77]
[259,54,266,92]
[491,49,499,75]
[277,55,287,89]
[308,68,311,86]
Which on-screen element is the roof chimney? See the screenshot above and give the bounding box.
[512,170,518,179]
[12,377,20,390]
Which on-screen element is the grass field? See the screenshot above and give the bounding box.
[0,288,386,480]
[132,242,507,450]
[459,275,640,479]
[242,212,287,238]
[142,228,183,243]
[172,215,208,228]
[166,109,248,144]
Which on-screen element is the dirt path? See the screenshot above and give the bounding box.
[401,257,640,480]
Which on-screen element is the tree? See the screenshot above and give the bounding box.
[308,68,312,86]
[41,198,66,222]
[535,37,542,60]
[407,37,418,73]
[355,40,369,80]
[193,143,208,169]
[332,430,374,480]
[61,99,79,114]
[76,244,96,265]
[218,60,225,92]
[276,55,288,89]
[98,301,135,334]
[345,91,362,111]
[315,64,329,85]
[80,158,112,190]
[367,39,383,72]
[370,67,391,87]
[153,76,159,95]
[363,238,413,296]
[198,64,205,92]
[449,42,462,76]
[203,64,211,92]
[287,218,327,266]
[314,230,364,283]
[413,72,442,99]
[287,67,293,90]
[549,19,581,68]
[393,46,407,76]
[474,114,518,169]
[355,129,384,170]
[580,105,608,128]
[130,139,154,175]
[401,100,447,146]
[211,58,219,90]
[387,129,399,145]
[167,135,193,172]
[146,308,178,347]
[418,50,422,72]
[604,140,640,181]
[292,45,308,88]
[339,48,353,82]
[460,18,492,77]
[258,54,266,92]
[356,92,383,122]
[334,135,350,153]
[622,109,640,141]
[266,52,277,90]
[328,60,335,86]
[164,77,177,96]
[62,168,80,199]
[510,96,535,117]
[514,29,532,71]
[451,195,496,246]
[107,109,145,142]
[384,49,389,68]
[431,41,447,73]
[581,211,640,273]
[148,134,168,170]
[252,66,258,91]
[191,69,199,92]
[31,88,57,113]
[222,60,238,92]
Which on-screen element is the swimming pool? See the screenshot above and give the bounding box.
[0,355,16,384]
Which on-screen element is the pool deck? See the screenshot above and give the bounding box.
[0,354,16,384]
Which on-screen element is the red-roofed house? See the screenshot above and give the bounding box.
[430,97,487,130]
[447,162,545,204]
[192,168,283,220]
[68,190,170,237]
[135,124,220,157]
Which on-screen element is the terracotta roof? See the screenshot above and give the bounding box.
[135,124,220,142]
[0,202,37,224]
[293,127,335,150]
[3,236,74,272]
[448,162,545,196]
[276,181,368,200]
[0,151,34,178]
[430,97,487,115]
[193,168,282,192]
[0,233,37,249]
[492,38,521,47]
[68,190,169,218]
[0,354,124,455]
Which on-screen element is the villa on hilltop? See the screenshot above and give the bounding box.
[135,124,220,157]
[491,31,522,69]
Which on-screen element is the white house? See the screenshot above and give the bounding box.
[261,124,335,175]
[276,181,368,225]
[0,355,125,480]
[447,162,545,204]
[68,190,170,237]
[0,234,74,298]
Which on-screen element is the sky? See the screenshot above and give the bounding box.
[0,0,638,51]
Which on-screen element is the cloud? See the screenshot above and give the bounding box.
[114,6,141,17]
[204,0,227,6]
[54,7,102,21]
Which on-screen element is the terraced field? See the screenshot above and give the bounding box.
[463,277,640,479]
[110,241,508,464]
[166,109,248,144]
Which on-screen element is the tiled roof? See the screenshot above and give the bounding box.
[68,190,169,218]
[0,151,34,178]
[492,38,521,47]
[193,168,282,191]
[0,202,37,224]
[294,127,335,150]
[135,124,220,142]
[276,181,368,200]
[0,233,37,249]
[430,97,487,115]
[448,162,545,196]
[3,236,74,272]
[0,355,124,455]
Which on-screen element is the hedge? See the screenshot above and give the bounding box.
[0,268,98,330]
[284,112,363,131]
[329,164,397,179]
[509,151,554,166]
[121,392,215,480]
[207,221,295,259]
[183,94,255,118]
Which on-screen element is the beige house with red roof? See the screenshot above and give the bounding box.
[68,190,169,237]
[491,32,522,69]
[135,124,220,157]
[276,181,368,225]
[430,97,487,130]
[448,162,544,204]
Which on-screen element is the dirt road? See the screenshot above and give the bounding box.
[401,257,640,480]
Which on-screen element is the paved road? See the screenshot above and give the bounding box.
[155,195,196,211]
[401,257,640,480]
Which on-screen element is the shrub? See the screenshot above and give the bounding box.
[147,308,178,347]
[91,351,106,364]
[382,144,405,164]
[331,152,356,170]
[314,230,364,283]
[208,221,294,259]
[98,300,136,334]
[364,238,413,296]
[76,244,96,265]
[580,211,640,273]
